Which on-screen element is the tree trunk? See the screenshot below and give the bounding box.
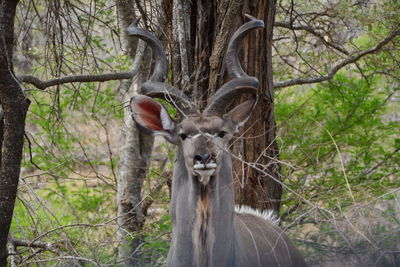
[232,0,282,213]
[165,0,282,214]
[115,1,154,265]
[0,1,30,266]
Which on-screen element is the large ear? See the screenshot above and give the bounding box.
[130,95,175,138]
[224,95,257,132]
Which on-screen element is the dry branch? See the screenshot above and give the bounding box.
[274,21,348,55]
[18,71,136,90]
[274,27,400,89]
[18,44,144,91]
[8,237,61,254]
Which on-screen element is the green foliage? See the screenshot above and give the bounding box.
[10,0,399,265]
[16,77,123,265]
[140,213,172,265]
[277,72,399,208]
[277,69,399,263]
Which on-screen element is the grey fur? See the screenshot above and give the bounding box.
[130,100,307,266]
[128,15,307,267]
[166,148,307,267]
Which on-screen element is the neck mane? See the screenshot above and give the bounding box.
[168,149,235,266]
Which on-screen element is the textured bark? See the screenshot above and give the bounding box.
[232,0,282,213]
[0,106,3,168]
[192,0,215,109]
[207,0,243,97]
[115,1,154,265]
[117,89,153,265]
[117,0,139,59]
[165,0,282,214]
[0,1,29,266]
[174,0,191,86]
[170,0,192,91]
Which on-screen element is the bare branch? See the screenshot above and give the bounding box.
[8,236,62,255]
[9,237,48,249]
[274,28,400,89]
[274,21,348,55]
[359,147,400,177]
[18,70,137,90]
[18,40,144,91]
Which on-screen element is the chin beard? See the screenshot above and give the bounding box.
[194,169,216,185]
[197,174,211,185]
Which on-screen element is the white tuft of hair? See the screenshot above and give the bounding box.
[235,205,280,225]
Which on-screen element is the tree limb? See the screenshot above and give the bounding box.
[274,27,400,89]
[18,70,138,90]
[274,21,348,55]
[8,236,101,266]
[18,43,144,91]
[8,237,62,255]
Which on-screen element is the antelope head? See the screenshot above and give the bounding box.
[129,16,263,186]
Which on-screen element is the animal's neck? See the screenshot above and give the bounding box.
[169,150,235,266]
[193,185,213,266]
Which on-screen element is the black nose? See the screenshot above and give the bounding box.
[194,154,211,164]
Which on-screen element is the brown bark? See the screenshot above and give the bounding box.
[115,1,154,265]
[0,1,30,266]
[232,0,282,213]
[0,107,3,168]
[169,0,192,91]
[166,0,282,214]
[207,0,243,97]
[192,0,216,109]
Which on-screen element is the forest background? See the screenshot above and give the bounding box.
[0,0,399,266]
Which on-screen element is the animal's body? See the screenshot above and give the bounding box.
[128,15,307,267]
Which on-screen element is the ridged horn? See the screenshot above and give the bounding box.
[126,18,167,82]
[126,18,193,113]
[204,15,264,116]
[203,77,258,116]
[226,14,264,79]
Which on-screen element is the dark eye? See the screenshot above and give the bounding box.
[179,133,187,140]
[218,131,226,138]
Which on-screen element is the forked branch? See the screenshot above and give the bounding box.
[274,27,400,89]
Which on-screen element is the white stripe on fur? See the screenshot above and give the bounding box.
[235,205,280,225]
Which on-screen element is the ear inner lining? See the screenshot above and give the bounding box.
[135,100,163,131]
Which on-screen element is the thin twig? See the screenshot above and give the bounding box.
[274,28,400,89]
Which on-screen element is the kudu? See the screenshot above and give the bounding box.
[128,16,307,267]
